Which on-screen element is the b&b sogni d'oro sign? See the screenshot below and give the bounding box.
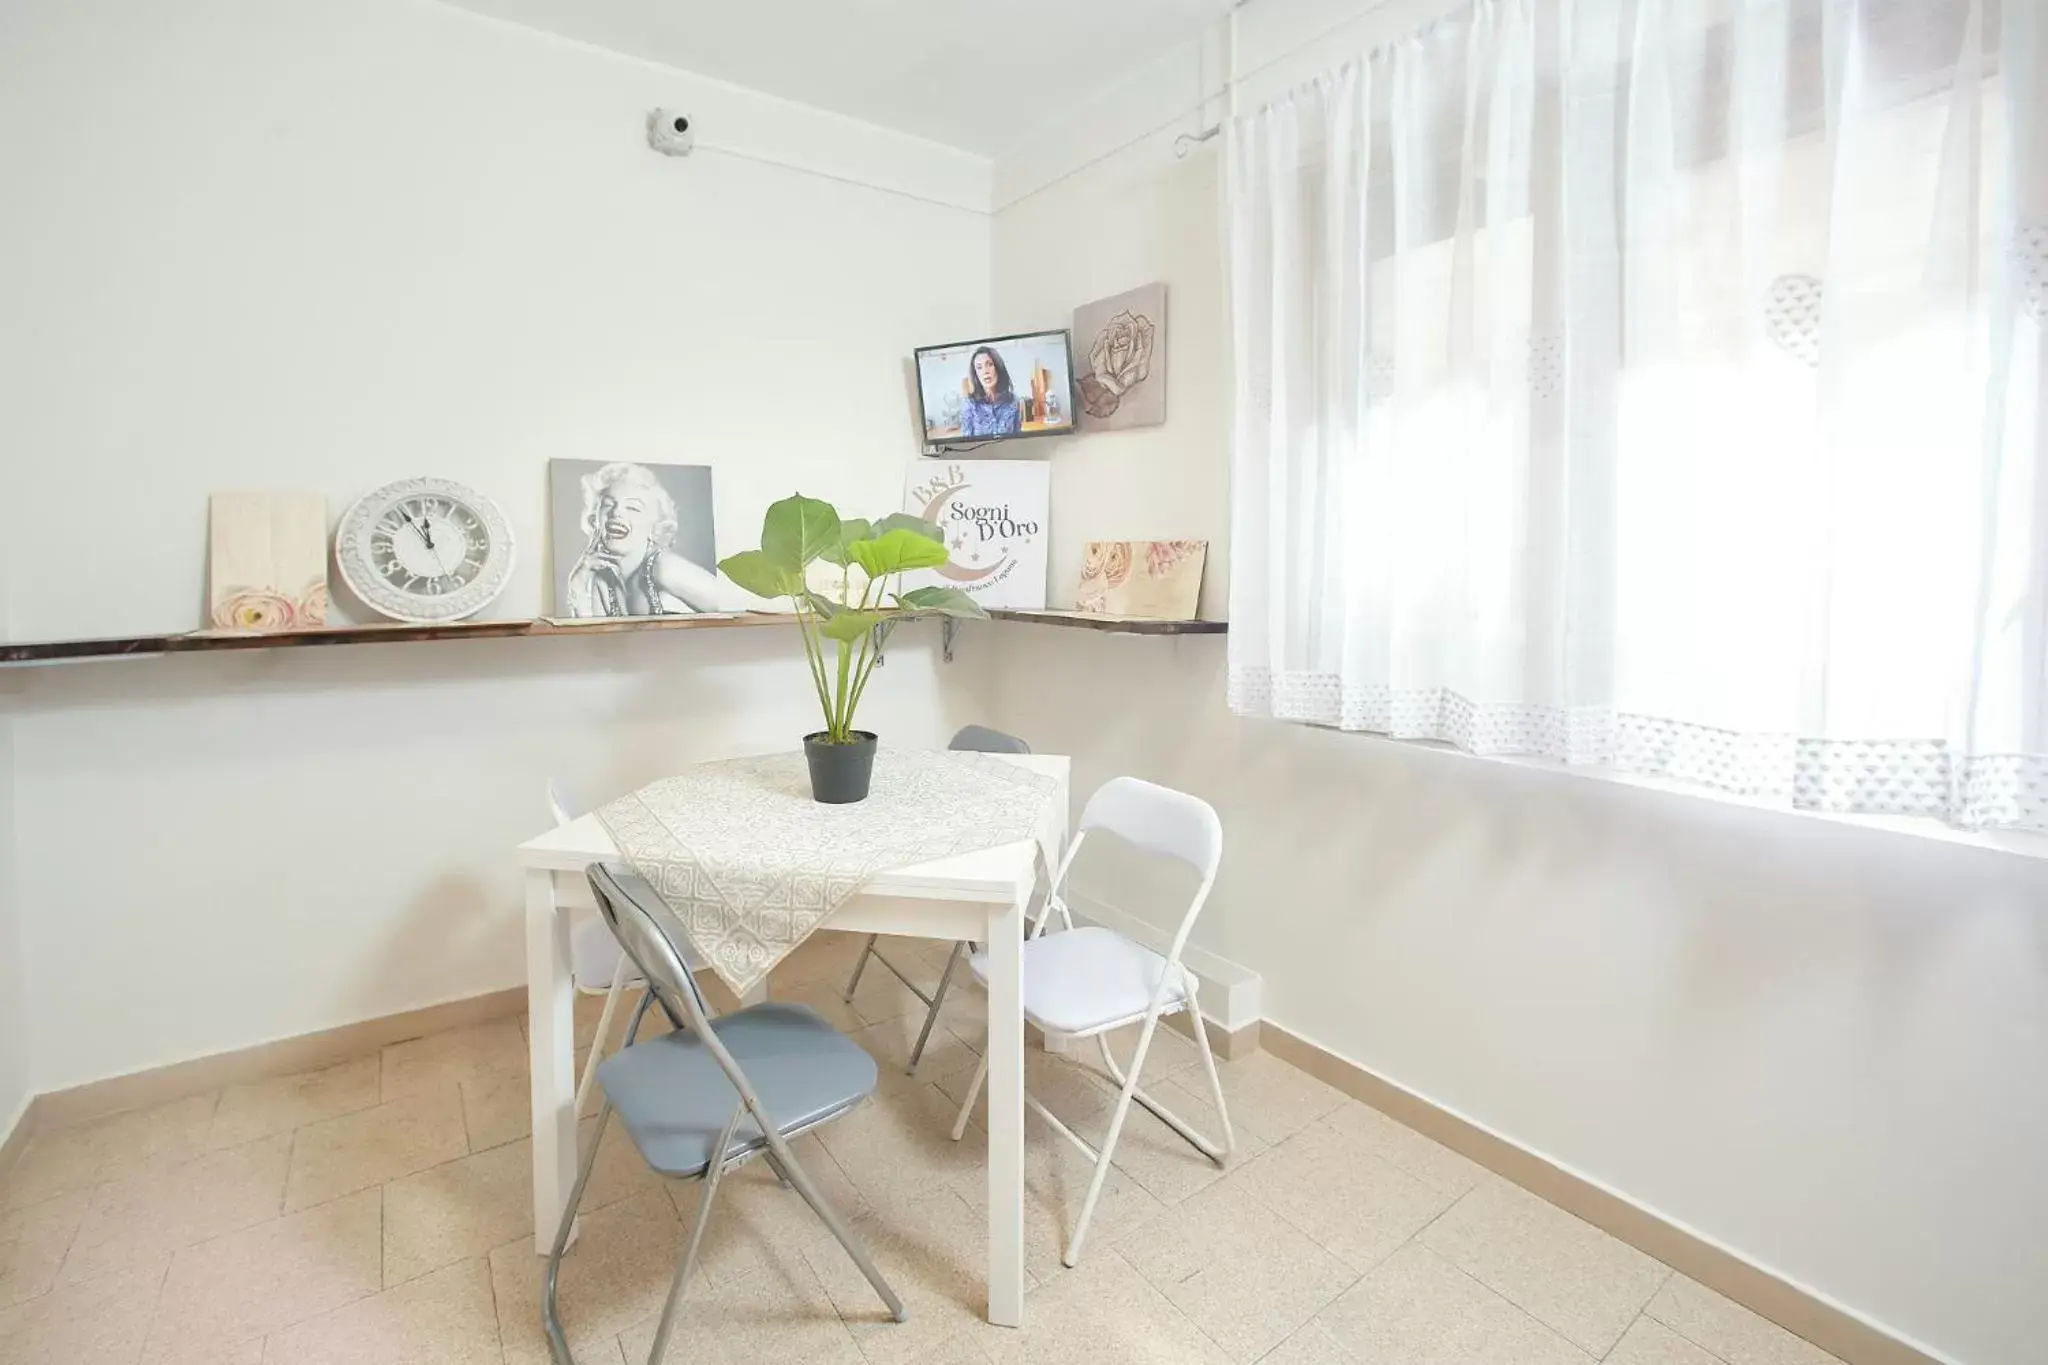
[904,461,1049,610]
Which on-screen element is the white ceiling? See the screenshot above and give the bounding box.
[438,0,1235,155]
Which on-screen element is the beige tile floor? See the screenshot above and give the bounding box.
[0,932,1847,1365]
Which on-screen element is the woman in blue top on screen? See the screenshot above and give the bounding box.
[959,346,1022,437]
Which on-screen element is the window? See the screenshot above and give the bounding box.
[1226,0,2048,829]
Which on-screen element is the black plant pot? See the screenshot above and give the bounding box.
[804,730,877,804]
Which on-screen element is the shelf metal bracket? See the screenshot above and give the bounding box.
[941,616,958,664]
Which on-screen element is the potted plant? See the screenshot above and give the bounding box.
[719,494,987,803]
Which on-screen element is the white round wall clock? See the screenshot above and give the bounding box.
[335,478,516,623]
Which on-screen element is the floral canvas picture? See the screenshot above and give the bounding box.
[1073,283,1166,430]
[207,492,328,632]
[1076,540,1206,619]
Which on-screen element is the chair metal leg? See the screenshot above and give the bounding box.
[905,941,967,1075]
[544,1101,614,1365]
[1065,1015,1163,1268]
[1093,1010,1228,1163]
[1182,967,1236,1160]
[645,1105,745,1365]
[842,933,881,1002]
[1023,1092,1098,1162]
[620,986,656,1047]
[949,1050,987,1142]
[761,1127,906,1322]
[620,986,650,1047]
[573,975,628,1119]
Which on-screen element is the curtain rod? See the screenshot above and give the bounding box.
[1172,0,1245,157]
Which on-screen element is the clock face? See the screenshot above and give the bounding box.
[336,478,515,623]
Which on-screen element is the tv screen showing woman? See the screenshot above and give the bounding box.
[914,330,1076,446]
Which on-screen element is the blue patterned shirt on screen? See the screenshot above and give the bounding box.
[959,396,1022,437]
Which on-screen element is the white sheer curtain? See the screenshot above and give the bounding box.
[1226,0,2048,830]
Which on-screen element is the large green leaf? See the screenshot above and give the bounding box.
[896,585,988,618]
[717,550,800,600]
[804,591,842,619]
[849,527,950,578]
[817,517,872,567]
[871,511,946,543]
[817,607,887,642]
[759,494,841,571]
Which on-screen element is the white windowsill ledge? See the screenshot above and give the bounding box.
[1370,733,2048,865]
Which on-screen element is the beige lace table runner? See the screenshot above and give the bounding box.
[596,748,1062,995]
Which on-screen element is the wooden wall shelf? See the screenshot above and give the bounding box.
[0,609,1226,668]
[986,610,1228,636]
[0,614,796,667]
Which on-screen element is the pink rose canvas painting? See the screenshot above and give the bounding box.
[1075,540,1206,619]
[207,492,329,633]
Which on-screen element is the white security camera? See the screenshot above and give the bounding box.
[647,109,695,157]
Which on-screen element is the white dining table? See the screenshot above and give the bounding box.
[513,751,1068,1329]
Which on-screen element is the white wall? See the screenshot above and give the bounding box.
[0,389,24,1138]
[6,631,992,1091]
[0,0,993,1090]
[985,6,2048,1364]
[0,0,991,641]
[0,708,27,1142]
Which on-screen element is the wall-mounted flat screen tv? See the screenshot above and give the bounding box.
[914,330,1076,446]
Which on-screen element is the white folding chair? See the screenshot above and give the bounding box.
[550,779,649,1119]
[947,775,1234,1267]
[842,724,1031,1074]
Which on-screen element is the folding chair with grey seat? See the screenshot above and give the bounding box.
[949,775,1235,1268]
[545,864,906,1365]
[841,724,1031,1073]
